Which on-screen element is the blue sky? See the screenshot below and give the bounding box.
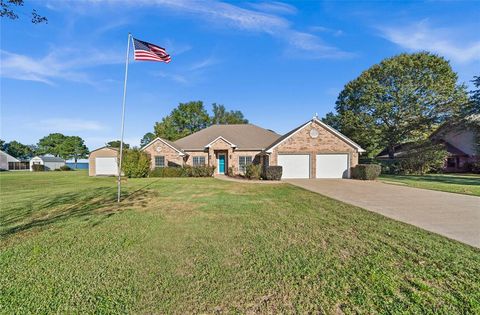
[1,0,479,150]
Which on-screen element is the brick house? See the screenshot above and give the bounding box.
[139,118,365,179]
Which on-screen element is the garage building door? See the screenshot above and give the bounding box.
[316,154,348,178]
[277,154,310,179]
[95,157,118,176]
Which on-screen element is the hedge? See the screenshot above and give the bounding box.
[262,166,282,180]
[351,164,381,180]
[59,165,72,171]
[150,166,215,178]
[31,164,45,172]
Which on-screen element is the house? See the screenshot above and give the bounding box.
[88,147,119,176]
[377,115,479,172]
[0,150,30,171]
[30,156,66,171]
[89,118,365,179]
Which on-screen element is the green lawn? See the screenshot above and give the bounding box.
[1,171,479,313]
[380,173,480,196]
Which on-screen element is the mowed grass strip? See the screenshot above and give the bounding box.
[0,171,479,313]
[380,173,480,196]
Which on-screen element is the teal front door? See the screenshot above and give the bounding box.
[218,154,226,174]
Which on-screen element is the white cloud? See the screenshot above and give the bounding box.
[189,56,220,71]
[0,48,124,85]
[81,0,351,59]
[30,118,106,132]
[379,20,480,63]
[153,71,189,84]
[310,26,344,37]
[247,1,297,15]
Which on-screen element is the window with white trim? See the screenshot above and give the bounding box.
[193,156,205,166]
[239,156,253,173]
[155,156,165,168]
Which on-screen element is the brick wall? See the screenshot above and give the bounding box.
[270,121,359,178]
[142,139,184,169]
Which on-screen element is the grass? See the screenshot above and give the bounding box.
[380,173,480,196]
[1,171,479,313]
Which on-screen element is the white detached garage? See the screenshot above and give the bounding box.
[88,147,119,176]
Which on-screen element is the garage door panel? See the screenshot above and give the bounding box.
[316,154,348,178]
[95,157,118,176]
[278,154,310,179]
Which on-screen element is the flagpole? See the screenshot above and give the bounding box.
[117,33,132,203]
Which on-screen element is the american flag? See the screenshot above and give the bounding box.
[133,38,171,63]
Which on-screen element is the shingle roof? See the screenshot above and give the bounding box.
[173,124,281,150]
[37,156,65,162]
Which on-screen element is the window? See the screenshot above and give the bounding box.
[446,157,456,168]
[193,156,205,166]
[239,156,253,173]
[155,156,165,168]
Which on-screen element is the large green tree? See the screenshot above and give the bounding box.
[58,136,89,167]
[154,101,210,141]
[140,132,155,147]
[467,76,480,116]
[153,101,249,141]
[324,52,468,158]
[211,103,249,125]
[4,140,35,159]
[37,133,67,156]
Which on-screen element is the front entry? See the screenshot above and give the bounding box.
[217,153,226,174]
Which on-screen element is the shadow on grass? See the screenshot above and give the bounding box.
[383,174,480,186]
[0,181,159,238]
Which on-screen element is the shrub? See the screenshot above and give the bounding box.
[398,142,448,175]
[31,164,45,172]
[150,166,215,178]
[121,149,151,178]
[59,165,72,171]
[150,167,185,177]
[351,164,381,180]
[185,165,215,177]
[227,166,235,177]
[245,164,262,180]
[465,158,480,174]
[263,166,282,180]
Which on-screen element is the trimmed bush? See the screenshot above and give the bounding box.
[31,164,45,172]
[59,165,72,171]
[227,166,235,177]
[122,149,151,178]
[150,167,185,177]
[263,166,282,180]
[150,166,215,178]
[245,164,262,180]
[351,164,381,180]
[185,165,215,177]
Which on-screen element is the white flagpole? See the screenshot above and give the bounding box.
[117,33,132,203]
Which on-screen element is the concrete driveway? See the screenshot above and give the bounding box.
[286,179,480,248]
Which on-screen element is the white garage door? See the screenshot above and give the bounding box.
[277,154,310,179]
[95,157,118,176]
[316,154,349,178]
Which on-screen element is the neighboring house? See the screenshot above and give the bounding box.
[377,116,479,172]
[89,118,364,179]
[0,150,29,171]
[66,159,89,170]
[88,147,119,176]
[30,156,66,171]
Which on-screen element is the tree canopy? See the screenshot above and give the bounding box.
[467,76,480,116]
[140,132,155,148]
[211,103,248,125]
[3,140,35,159]
[107,140,130,149]
[153,101,249,141]
[57,136,89,163]
[323,52,468,158]
[37,133,67,157]
[1,0,47,23]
